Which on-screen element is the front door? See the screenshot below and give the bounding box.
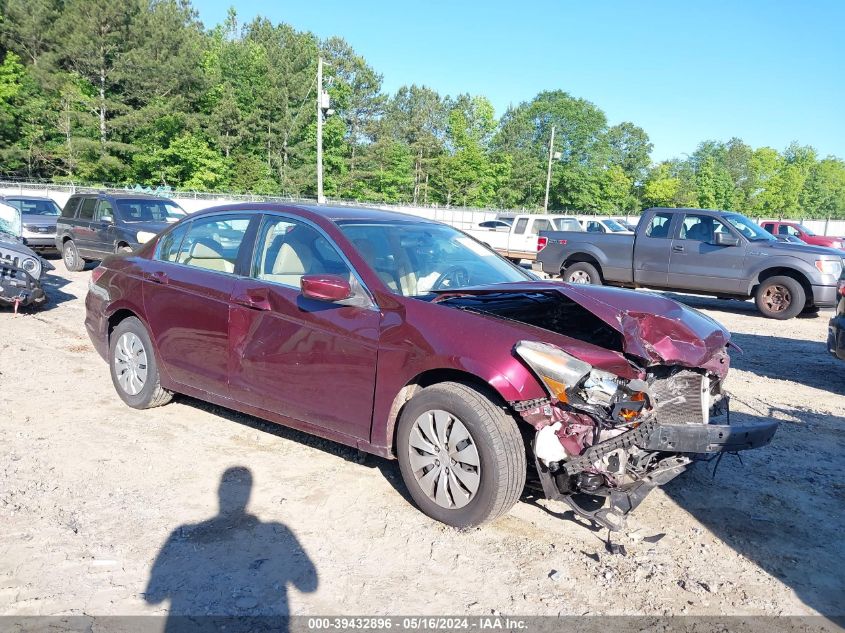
[73,197,99,255]
[228,214,380,441]
[92,199,117,255]
[142,214,253,397]
[667,213,748,292]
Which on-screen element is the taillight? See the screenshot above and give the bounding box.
[838,279,845,297]
[91,266,106,284]
[537,236,548,252]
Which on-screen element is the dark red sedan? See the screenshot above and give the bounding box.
[85,204,778,529]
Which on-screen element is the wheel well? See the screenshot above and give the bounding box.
[107,309,138,342]
[754,267,813,305]
[385,369,510,457]
[61,236,71,244]
[561,254,603,278]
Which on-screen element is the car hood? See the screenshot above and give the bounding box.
[434,282,731,373]
[757,240,845,256]
[121,220,171,234]
[21,214,58,226]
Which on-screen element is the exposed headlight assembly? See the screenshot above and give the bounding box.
[21,257,39,275]
[136,231,157,244]
[515,340,649,422]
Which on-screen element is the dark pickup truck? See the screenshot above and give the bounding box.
[536,207,844,319]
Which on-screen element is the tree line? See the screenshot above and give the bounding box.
[1,0,844,218]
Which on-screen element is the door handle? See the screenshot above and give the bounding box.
[672,245,685,252]
[145,271,169,285]
[232,290,271,311]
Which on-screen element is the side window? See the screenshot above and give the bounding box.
[78,198,98,220]
[155,223,190,263]
[96,200,115,222]
[253,216,351,288]
[586,221,604,233]
[62,197,81,218]
[514,218,528,235]
[176,216,250,273]
[644,212,674,238]
[762,223,775,233]
[786,225,800,237]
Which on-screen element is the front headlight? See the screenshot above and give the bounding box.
[815,259,843,277]
[136,230,157,244]
[514,341,591,402]
[21,257,39,275]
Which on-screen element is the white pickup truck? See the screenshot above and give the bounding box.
[465,214,582,261]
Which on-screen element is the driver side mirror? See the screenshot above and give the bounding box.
[300,274,352,302]
[712,232,740,247]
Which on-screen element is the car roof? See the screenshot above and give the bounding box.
[2,195,56,201]
[193,203,440,225]
[70,192,175,201]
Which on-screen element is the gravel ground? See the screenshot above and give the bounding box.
[1,261,843,619]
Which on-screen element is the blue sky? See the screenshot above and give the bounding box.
[195,0,844,162]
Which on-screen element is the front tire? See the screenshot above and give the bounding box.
[563,261,602,285]
[62,239,85,272]
[109,317,173,409]
[755,275,805,320]
[396,382,526,528]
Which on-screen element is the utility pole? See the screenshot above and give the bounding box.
[543,125,555,212]
[316,57,325,204]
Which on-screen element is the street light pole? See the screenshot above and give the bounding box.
[543,125,555,212]
[316,57,325,204]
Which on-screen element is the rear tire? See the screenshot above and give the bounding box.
[109,317,173,409]
[563,262,602,285]
[62,239,85,272]
[396,382,526,528]
[755,276,805,320]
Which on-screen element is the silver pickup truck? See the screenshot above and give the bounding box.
[536,207,844,319]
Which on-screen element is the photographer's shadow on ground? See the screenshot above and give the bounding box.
[145,466,318,632]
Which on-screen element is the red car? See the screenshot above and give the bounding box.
[761,220,845,250]
[85,204,778,529]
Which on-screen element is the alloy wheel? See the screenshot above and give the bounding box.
[407,409,481,509]
[113,332,148,396]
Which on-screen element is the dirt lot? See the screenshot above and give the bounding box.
[1,261,844,619]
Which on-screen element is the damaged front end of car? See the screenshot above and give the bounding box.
[439,285,779,531]
[1,204,51,311]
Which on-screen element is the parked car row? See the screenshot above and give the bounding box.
[535,207,845,320]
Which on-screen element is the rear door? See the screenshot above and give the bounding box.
[142,213,253,397]
[228,213,380,441]
[633,210,675,286]
[73,197,99,255]
[667,213,748,292]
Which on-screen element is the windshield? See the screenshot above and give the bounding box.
[4,198,61,216]
[723,214,776,241]
[604,219,628,232]
[116,198,186,223]
[339,222,531,297]
[554,218,582,231]
[0,202,22,236]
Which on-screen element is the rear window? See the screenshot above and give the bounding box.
[645,212,674,238]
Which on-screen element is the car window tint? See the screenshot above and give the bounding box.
[78,198,98,220]
[97,200,115,221]
[514,218,528,234]
[533,219,553,233]
[155,223,189,263]
[586,221,604,233]
[645,212,673,238]
[176,216,250,273]
[762,223,774,233]
[62,198,81,218]
[116,199,185,222]
[253,217,351,288]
